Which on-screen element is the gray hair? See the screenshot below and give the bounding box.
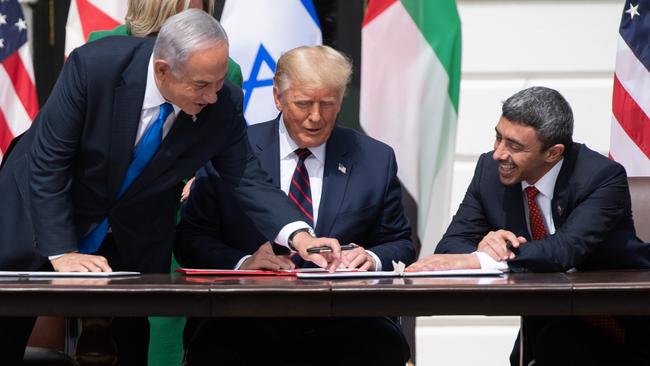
[274,45,352,98]
[502,86,573,151]
[153,8,228,75]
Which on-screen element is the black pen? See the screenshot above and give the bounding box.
[307,243,358,254]
[505,240,519,254]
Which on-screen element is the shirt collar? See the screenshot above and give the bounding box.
[278,114,326,163]
[143,55,181,115]
[521,158,564,199]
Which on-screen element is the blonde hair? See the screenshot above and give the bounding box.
[126,0,215,37]
[274,45,352,97]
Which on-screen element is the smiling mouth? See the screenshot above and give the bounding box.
[499,162,516,175]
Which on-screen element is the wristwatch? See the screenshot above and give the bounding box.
[287,228,316,251]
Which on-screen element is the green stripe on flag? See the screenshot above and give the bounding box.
[400,0,461,110]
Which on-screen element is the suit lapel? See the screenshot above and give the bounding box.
[107,42,152,201]
[551,144,578,227]
[254,118,281,186]
[316,126,351,236]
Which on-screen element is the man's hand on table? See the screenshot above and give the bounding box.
[341,244,376,271]
[50,253,112,272]
[405,253,480,272]
[241,242,295,270]
[291,232,347,272]
[477,230,526,261]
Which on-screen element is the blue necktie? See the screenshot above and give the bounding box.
[79,103,174,254]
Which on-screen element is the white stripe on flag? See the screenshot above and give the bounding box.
[0,62,32,137]
[615,33,650,118]
[610,115,650,176]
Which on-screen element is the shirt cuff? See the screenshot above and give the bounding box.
[274,221,312,248]
[48,253,71,260]
[473,251,509,271]
[234,255,252,270]
[365,250,382,271]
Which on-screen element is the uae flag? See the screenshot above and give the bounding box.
[360,0,461,256]
[610,0,650,176]
[65,0,126,57]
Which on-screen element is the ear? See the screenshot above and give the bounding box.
[153,59,171,81]
[273,86,283,112]
[545,143,565,163]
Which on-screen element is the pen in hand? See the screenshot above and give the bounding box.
[307,243,358,254]
[505,240,519,255]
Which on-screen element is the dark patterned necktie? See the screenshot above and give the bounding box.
[288,148,314,228]
[525,186,549,240]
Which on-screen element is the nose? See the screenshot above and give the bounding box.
[308,104,321,122]
[492,140,508,161]
[203,91,218,104]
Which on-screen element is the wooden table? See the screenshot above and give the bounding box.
[1,270,648,317]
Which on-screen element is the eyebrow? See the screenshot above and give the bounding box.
[495,127,524,147]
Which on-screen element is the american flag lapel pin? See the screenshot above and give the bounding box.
[338,163,347,175]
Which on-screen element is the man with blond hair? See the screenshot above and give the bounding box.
[175,45,415,365]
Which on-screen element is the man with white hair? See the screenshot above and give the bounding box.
[175,45,415,366]
[0,10,342,364]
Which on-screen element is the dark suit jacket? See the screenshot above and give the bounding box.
[174,117,416,270]
[0,36,302,272]
[436,143,650,272]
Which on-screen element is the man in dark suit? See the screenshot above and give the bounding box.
[175,45,415,366]
[0,10,342,365]
[407,87,650,366]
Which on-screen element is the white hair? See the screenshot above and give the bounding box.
[153,8,228,75]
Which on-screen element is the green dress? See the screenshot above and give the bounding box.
[87,24,244,366]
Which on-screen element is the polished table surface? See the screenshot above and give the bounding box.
[0,271,649,317]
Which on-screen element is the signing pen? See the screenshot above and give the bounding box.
[307,243,358,254]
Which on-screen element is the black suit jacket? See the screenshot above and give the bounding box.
[436,142,650,272]
[0,36,302,272]
[174,117,415,270]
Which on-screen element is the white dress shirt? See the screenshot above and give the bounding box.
[236,116,382,270]
[475,159,564,270]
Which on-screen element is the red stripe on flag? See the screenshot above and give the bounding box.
[2,52,39,120]
[76,0,121,41]
[0,109,16,154]
[363,0,398,27]
[612,75,650,160]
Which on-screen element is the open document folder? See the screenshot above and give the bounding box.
[175,268,362,276]
[177,262,504,278]
[295,261,504,279]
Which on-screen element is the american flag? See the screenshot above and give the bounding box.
[0,0,38,162]
[610,0,650,176]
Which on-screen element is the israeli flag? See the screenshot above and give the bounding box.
[221,0,322,125]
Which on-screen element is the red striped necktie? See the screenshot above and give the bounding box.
[288,148,314,228]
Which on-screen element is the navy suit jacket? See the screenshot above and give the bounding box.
[174,117,416,270]
[0,36,302,272]
[436,143,650,272]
